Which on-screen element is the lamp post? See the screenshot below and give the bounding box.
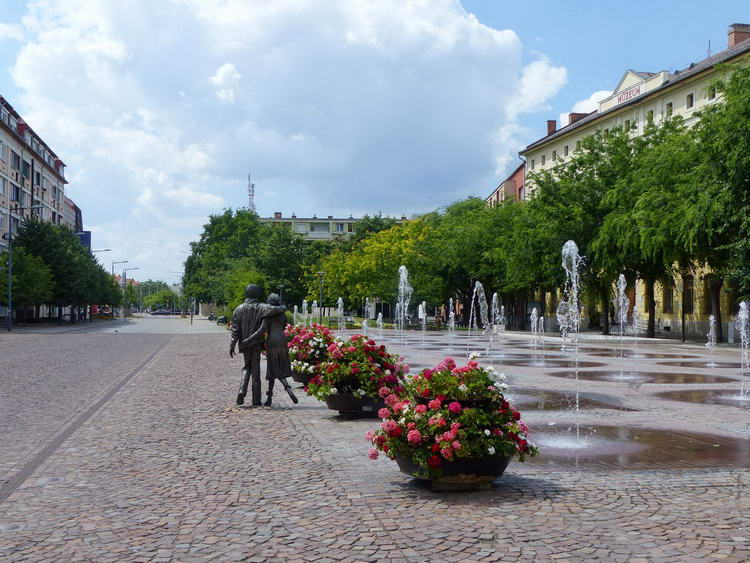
[4,204,44,331]
[112,259,127,276]
[317,271,325,325]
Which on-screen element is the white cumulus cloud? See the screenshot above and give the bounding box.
[558,89,612,127]
[7,0,568,281]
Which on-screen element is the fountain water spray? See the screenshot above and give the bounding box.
[467,281,489,357]
[631,303,640,354]
[376,312,383,336]
[397,266,413,343]
[447,298,455,351]
[293,305,300,326]
[363,297,371,336]
[561,241,583,440]
[419,301,427,343]
[737,302,749,400]
[706,314,717,368]
[530,307,539,346]
[337,297,345,332]
[311,300,318,326]
[302,299,309,327]
[537,314,545,349]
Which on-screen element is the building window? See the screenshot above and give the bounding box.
[0,177,4,196]
[541,154,546,166]
[10,216,19,234]
[35,171,40,186]
[310,223,329,233]
[575,140,581,151]
[563,145,569,156]
[11,151,20,170]
[707,86,716,100]
[625,119,631,130]
[552,150,557,160]
[665,102,673,116]
[0,143,6,162]
[646,110,654,122]
[682,275,694,315]
[530,159,535,170]
[21,160,30,178]
[335,223,345,233]
[603,128,609,137]
[686,93,694,109]
[11,184,20,201]
[662,283,673,314]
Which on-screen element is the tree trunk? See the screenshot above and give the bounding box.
[600,286,610,336]
[710,278,724,342]
[645,278,656,338]
[540,289,546,318]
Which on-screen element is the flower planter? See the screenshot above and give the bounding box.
[292,370,311,385]
[325,393,385,417]
[394,453,513,491]
[415,396,494,409]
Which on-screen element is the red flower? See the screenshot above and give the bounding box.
[421,388,432,397]
[512,410,521,421]
[431,444,440,453]
[448,401,463,415]
[428,455,441,468]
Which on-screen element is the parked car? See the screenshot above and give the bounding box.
[150,309,172,316]
[216,315,228,325]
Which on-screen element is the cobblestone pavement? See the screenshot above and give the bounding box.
[0,321,748,561]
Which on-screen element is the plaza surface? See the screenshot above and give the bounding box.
[0,317,748,561]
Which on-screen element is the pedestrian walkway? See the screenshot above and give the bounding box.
[0,326,748,560]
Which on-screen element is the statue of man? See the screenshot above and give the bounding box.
[229,284,283,406]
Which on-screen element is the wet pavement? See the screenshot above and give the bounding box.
[1,323,749,561]
[528,425,750,470]
[545,370,738,384]
[655,389,750,409]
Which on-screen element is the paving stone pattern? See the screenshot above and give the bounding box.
[0,324,749,561]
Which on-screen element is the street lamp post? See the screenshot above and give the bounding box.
[112,259,127,276]
[4,204,44,331]
[317,271,325,325]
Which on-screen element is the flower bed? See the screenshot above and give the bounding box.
[285,323,337,383]
[306,334,409,402]
[366,357,538,480]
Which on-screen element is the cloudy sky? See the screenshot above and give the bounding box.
[0,0,746,282]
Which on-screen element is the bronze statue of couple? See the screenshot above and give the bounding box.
[230,284,298,407]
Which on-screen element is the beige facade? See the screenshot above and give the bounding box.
[521,24,750,338]
[0,95,69,249]
[260,212,405,241]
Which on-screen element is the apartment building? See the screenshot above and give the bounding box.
[260,212,406,241]
[518,23,750,338]
[486,163,525,206]
[0,95,71,249]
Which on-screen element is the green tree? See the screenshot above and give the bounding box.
[144,289,179,311]
[0,248,54,321]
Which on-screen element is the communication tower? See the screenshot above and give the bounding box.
[247,172,256,212]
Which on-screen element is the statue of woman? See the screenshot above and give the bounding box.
[242,293,298,407]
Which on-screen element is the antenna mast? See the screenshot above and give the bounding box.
[247,172,256,212]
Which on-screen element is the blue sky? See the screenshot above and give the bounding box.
[0,1,747,282]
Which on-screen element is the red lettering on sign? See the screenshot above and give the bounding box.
[617,86,641,104]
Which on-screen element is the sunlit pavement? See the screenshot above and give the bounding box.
[0,320,748,561]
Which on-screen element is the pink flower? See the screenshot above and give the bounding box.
[402,364,410,374]
[450,422,461,432]
[384,394,397,406]
[493,429,504,437]
[381,420,398,433]
[440,447,454,460]
[347,346,356,353]
[364,430,375,441]
[519,421,529,433]
[428,399,442,410]
[377,408,391,419]
[451,440,462,451]
[378,387,391,398]
[368,449,379,460]
[415,404,427,413]
[448,401,463,415]
[407,429,422,445]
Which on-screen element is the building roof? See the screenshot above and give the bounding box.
[523,38,750,152]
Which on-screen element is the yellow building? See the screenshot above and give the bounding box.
[519,23,750,339]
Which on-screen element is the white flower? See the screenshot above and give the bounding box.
[499,383,508,391]
[499,372,507,381]
[458,384,468,392]
[487,446,496,455]
[484,429,491,436]
[468,351,480,360]
[385,370,392,376]
[399,417,406,424]
[331,387,338,394]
